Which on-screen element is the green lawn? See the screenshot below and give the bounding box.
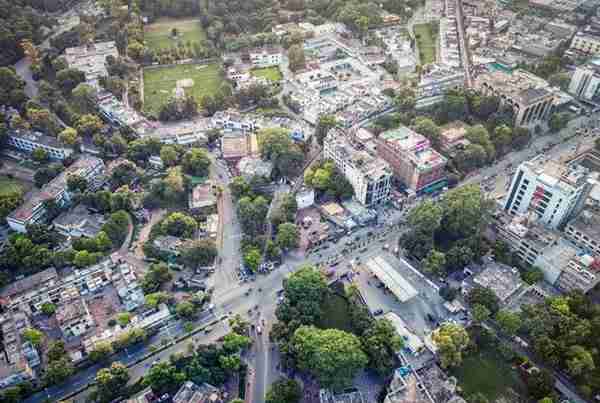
[450,347,527,401]
[143,63,224,116]
[251,66,283,82]
[144,18,206,51]
[0,176,24,197]
[414,23,438,65]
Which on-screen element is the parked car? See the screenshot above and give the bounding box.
[373,308,384,316]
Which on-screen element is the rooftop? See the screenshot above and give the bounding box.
[0,268,58,300]
[567,207,600,241]
[9,129,70,150]
[365,256,418,302]
[326,129,391,180]
[172,381,221,403]
[524,154,591,190]
[64,41,119,86]
[53,204,106,238]
[473,261,525,302]
[476,69,552,106]
[189,181,217,210]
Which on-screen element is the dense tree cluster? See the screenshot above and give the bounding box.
[304,160,354,201]
[258,127,305,178]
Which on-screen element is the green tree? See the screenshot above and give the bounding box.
[566,345,595,376]
[361,319,403,377]
[101,210,130,245]
[467,286,500,314]
[161,212,197,238]
[41,302,56,316]
[230,176,250,199]
[88,341,114,363]
[143,362,185,395]
[432,323,469,368]
[44,357,74,385]
[222,332,252,353]
[522,266,544,285]
[276,222,299,251]
[116,312,132,327]
[58,127,80,146]
[22,328,43,347]
[228,314,250,335]
[465,124,495,161]
[31,147,49,163]
[243,247,262,272]
[180,239,217,268]
[144,291,170,308]
[288,44,306,72]
[182,148,211,177]
[75,114,104,136]
[94,362,130,403]
[315,115,337,145]
[526,369,555,400]
[67,174,88,193]
[292,326,368,389]
[472,304,491,323]
[492,124,513,154]
[423,249,446,277]
[56,68,86,95]
[159,145,179,167]
[413,117,441,148]
[141,263,172,294]
[266,378,302,403]
[441,184,491,241]
[258,127,304,178]
[495,310,521,336]
[72,83,97,111]
[176,301,198,319]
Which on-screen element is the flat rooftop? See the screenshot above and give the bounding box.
[365,256,418,302]
[473,262,525,302]
[524,154,590,190]
[379,127,430,152]
[568,207,600,241]
[476,69,552,105]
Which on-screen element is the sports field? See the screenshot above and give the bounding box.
[143,63,224,116]
[414,23,438,65]
[144,18,206,51]
[251,66,283,82]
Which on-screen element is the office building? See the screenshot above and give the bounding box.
[377,127,447,195]
[474,69,555,128]
[8,130,73,160]
[568,58,600,102]
[7,156,105,233]
[503,156,593,229]
[323,129,392,206]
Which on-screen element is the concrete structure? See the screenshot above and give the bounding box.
[248,47,282,68]
[384,312,425,355]
[565,207,600,255]
[55,296,94,338]
[237,157,273,180]
[377,127,447,195]
[53,204,107,238]
[64,41,119,89]
[324,129,392,206]
[8,130,73,160]
[0,312,36,389]
[475,69,555,128]
[189,181,217,211]
[503,156,593,229]
[570,31,600,56]
[172,381,221,403]
[320,389,365,403]
[365,256,418,303]
[296,187,315,210]
[416,65,465,108]
[568,58,600,102]
[384,367,435,403]
[472,262,525,303]
[220,132,259,162]
[7,156,105,233]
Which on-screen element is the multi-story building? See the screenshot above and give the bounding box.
[503,156,593,230]
[377,127,447,195]
[565,207,600,255]
[568,58,600,102]
[8,130,73,160]
[248,47,282,68]
[323,129,392,206]
[416,64,465,108]
[64,41,119,89]
[0,312,36,389]
[7,156,105,233]
[474,69,555,128]
[570,31,600,56]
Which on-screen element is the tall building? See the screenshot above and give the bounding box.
[416,64,465,108]
[7,156,105,233]
[474,69,555,128]
[568,58,600,102]
[377,127,447,195]
[323,129,392,206]
[503,155,593,230]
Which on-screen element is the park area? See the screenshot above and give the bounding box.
[144,18,206,51]
[450,344,527,401]
[0,176,26,197]
[414,23,438,65]
[251,66,283,82]
[142,63,224,116]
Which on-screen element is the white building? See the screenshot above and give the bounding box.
[296,187,315,209]
[568,58,600,101]
[248,47,282,68]
[323,128,392,206]
[8,130,73,160]
[7,156,105,233]
[570,31,600,56]
[504,156,593,230]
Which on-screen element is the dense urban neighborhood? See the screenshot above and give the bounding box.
[1,0,600,402]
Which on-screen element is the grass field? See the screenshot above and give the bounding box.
[251,66,283,82]
[144,18,206,51]
[450,346,526,401]
[0,176,25,197]
[414,23,438,65]
[143,63,224,116]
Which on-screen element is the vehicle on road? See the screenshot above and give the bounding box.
[373,308,384,316]
[257,326,262,334]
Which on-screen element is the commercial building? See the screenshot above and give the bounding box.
[565,207,600,255]
[570,31,600,56]
[377,127,447,195]
[324,129,392,206]
[504,156,594,229]
[248,47,282,68]
[7,156,105,233]
[568,58,600,102]
[64,41,119,89]
[8,130,73,160]
[365,256,418,303]
[474,69,555,128]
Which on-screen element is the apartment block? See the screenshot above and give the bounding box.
[7,156,105,233]
[8,130,73,160]
[474,69,555,128]
[377,127,447,195]
[503,156,593,229]
[323,129,392,206]
[416,65,465,108]
[565,207,600,255]
[248,47,282,68]
[568,58,600,102]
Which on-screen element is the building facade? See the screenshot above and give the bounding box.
[568,59,600,102]
[8,130,73,160]
[503,156,593,230]
[377,127,447,195]
[248,47,282,68]
[324,129,392,206]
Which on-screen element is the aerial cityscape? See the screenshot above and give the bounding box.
[1,0,600,402]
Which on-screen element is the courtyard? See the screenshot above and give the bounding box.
[142,63,225,116]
